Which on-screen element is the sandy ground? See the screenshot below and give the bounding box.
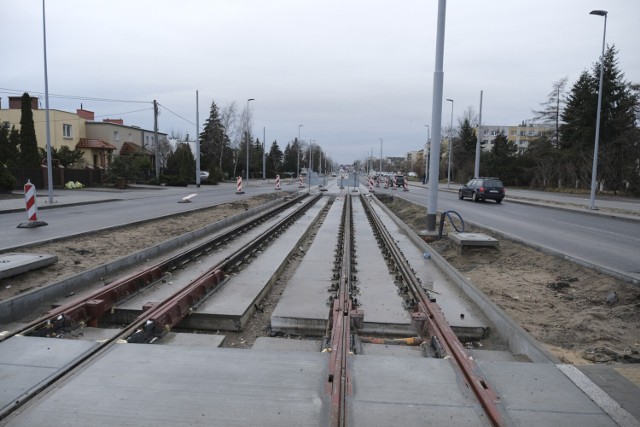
[2,192,638,364]
[379,196,640,364]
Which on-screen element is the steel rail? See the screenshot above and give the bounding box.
[324,194,355,427]
[3,193,310,343]
[359,194,506,427]
[0,193,322,422]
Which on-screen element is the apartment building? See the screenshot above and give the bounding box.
[478,123,551,154]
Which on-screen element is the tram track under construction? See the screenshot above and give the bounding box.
[0,182,630,426]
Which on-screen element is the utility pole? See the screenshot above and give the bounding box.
[154,100,159,178]
[196,90,200,187]
[262,126,266,180]
[474,90,483,179]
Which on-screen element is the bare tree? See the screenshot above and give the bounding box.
[533,77,568,148]
[220,102,238,171]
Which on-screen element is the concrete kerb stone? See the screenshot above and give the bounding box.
[0,198,287,324]
[370,195,560,364]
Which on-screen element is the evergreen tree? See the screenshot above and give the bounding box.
[166,142,196,181]
[18,93,40,168]
[267,140,284,177]
[452,116,477,182]
[199,100,228,172]
[560,46,640,192]
[485,131,518,184]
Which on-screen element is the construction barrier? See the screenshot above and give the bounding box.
[17,180,47,228]
[375,177,380,187]
[235,176,245,194]
[298,175,305,188]
[403,179,409,192]
[392,176,397,190]
[369,176,375,193]
[275,175,281,190]
[384,177,389,189]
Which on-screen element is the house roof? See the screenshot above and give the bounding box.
[76,138,117,150]
[120,141,154,156]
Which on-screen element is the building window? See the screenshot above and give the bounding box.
[114,131,120,142]
[510,130,516,136]
[528,131,535,136]
[63,124,72,138]
[520,131,526,136]
[484,130,489,136]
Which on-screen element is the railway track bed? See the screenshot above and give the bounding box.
[0,185,632,426]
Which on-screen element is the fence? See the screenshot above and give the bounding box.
[10,167,105,190]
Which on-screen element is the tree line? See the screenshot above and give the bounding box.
[444,46,639,195]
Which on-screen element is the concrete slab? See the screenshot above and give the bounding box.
[349,355,488,426]
[0,253,58,280]
[479,361,619,426]
[359,342,424,358]
[351,197,413,336]
[271,198,344,335]
[109,200,326,329]
[160,332,225,347]
[369,201,491,341]
[4,344,329,427]
[449,233,499,254]
[252,337,322,352]
[0,336,98,416]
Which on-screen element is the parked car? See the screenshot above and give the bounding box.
[394,175,405,188]
[458,177,505,203]
[200,171,210,179]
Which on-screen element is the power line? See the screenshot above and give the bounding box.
[0,87,150,104]
[157,102,196,127]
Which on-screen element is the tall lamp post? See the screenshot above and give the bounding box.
[298,124,303,178]
[588,9,608,210]
[379,138,383,175]
[446,98,454,189]
[246,98,254,183]
[424,125,430,184]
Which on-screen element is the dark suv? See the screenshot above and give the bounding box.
[458,177,505,203]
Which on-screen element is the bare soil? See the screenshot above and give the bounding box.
[379,195,640,364]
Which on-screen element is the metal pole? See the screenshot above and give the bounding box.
[446,98,454,189]
[474,90,483,179]
[154,100,159,178]
[424,125,430,184]
[262,126,266,180]
[588,10,608,210]
[426,0,447,232]
[42,0,53,203]
[196,90,200,187]
[298,124,303,178]
[379,138,383,174]
[246,98,254,183]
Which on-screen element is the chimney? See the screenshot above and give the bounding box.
[9,96,39,110]
[103,118,124,125]
[77,108,95,120]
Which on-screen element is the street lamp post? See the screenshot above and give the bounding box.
[424,125,430,184]
[262,126,266,181]
[246,98,254,183]
[588,9,608,210]
[298,124,303,178]
[379,138,383,175]
[446,98,454,189]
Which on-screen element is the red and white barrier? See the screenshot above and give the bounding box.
[403,178,409,192]
[275,174,281,190]
[17,180,47,228]
[392,176,397,190]
[298,175,305,188]
[236,176,245,194]
[369,176,375,193]
[384,177,389,189]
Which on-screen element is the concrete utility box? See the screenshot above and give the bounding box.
[449,233,499,254]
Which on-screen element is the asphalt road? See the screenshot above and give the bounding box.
[0,182,292,252]
[383,184,640,284]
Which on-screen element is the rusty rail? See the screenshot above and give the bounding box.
[360,194,506,427]
[323,194,356,427]
[5,193,310,342]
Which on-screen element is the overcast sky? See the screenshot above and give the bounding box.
[3,0,639,165]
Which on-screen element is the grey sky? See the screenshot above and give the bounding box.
[3,0,639,165]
